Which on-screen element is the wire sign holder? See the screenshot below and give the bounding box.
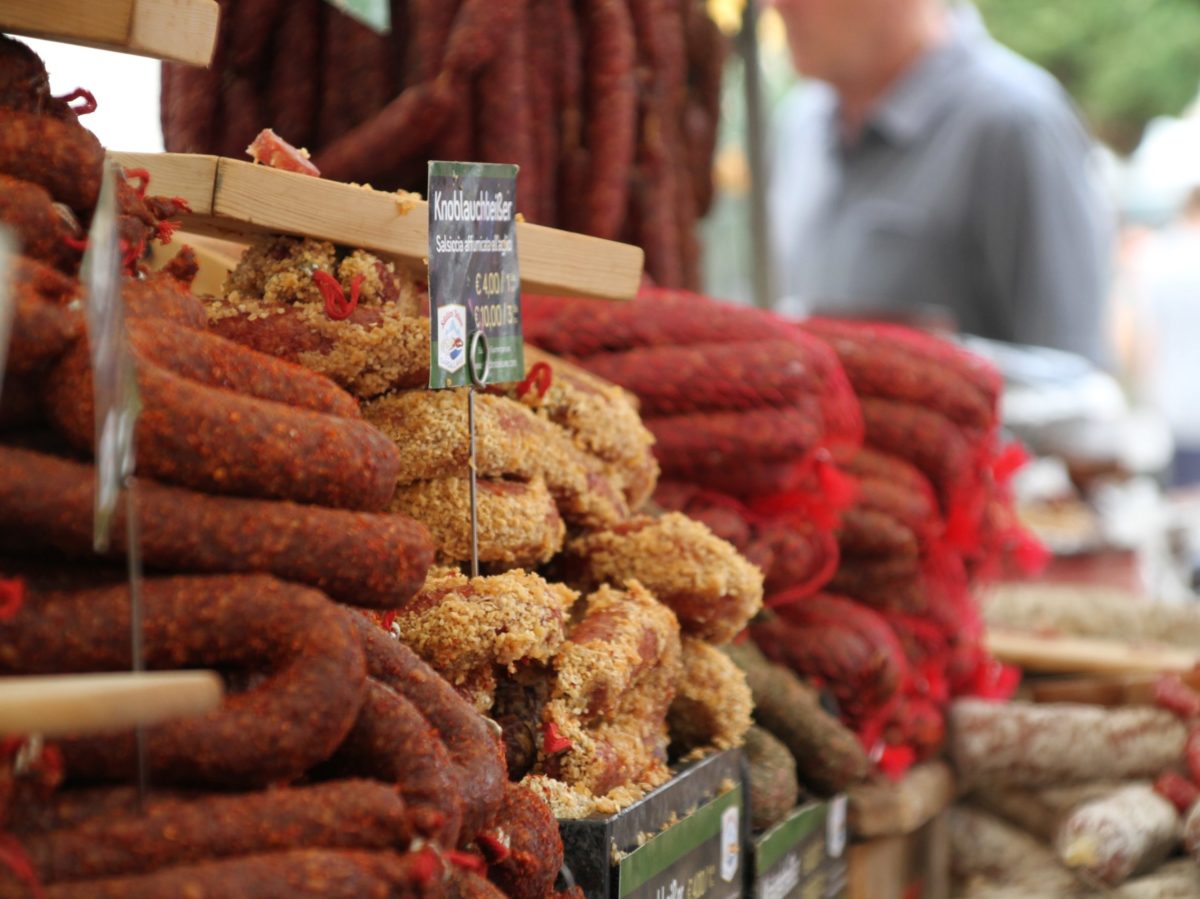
[427,160,523,577]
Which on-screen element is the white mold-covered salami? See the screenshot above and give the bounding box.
[950,699,1187,789]
[1055,784,1180,886]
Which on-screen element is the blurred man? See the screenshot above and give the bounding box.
[768,0,1114,365]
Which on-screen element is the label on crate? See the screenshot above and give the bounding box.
[754,801,847,899]
[427,161,523,389]
[617,785,743,899]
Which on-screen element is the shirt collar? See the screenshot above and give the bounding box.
[843,4,989,149]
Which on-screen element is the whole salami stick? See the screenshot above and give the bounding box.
[553,0,586,232]
[409,0,462,84]
[226,0,288,73]
[313,82,452,183]
[347,612,507,845]
[266,0,321,149]
[0,171,83,273]
[440,0,529,83]
[125,318,361,418]
[216,70,265,160]
[44,340,401,511]
[21,780,414,884]
[0,445,434,609]
[525,0,559,224]
[319,680,465,848]
[483,784,563,899]
[0,110,104,216]
[318,7,360,144]
[950,699,1188,790]
[1055,784,1180,887]
[580,0,638,239]
[0,573,367,788]
[474,1,535,218]
[42,847,445,899]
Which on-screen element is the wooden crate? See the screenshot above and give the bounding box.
[845,762,954,899]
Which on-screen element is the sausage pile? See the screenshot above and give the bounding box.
[183,176,760,815]
[522,288,1039,784]
[160,0,725,287]
[948,683,1200,895]
[0,37,582,898]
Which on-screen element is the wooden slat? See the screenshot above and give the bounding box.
[0,671,223,737]
[0,0,219,66]
[986,627,1199,676]
[109,151,644,301]
[847,761,955,839]
[1029,670,1200,707]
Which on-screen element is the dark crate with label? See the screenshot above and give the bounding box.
[559,750,746,899]
[749,798,848,899]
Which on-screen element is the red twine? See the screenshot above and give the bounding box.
[0,579,23,620]
[313,271,363,320]
[0,836,44,899]
[541,722,572,755]
[380,610,398,632]
[55,87,96,116]
[123,167,151,198]
[515,362,553,399]
[445,850,488,875]
[410,847,441,886]
[61,235,88,253]
[476,831,511,864]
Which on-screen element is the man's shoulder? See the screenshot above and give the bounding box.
[953,37,1083,134]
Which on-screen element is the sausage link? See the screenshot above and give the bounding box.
[579,0,637,239]
[949,699,1189,790]
[21,780,414,884]
[1055,784,1179,887]
[7,257,84,376]
[318,680,465,848]
[347,612,507,845]
[0,175,83,274]
[0,445,433,609]
[43,340,401,511]
[0,573,366,788]
[482,783,563,899]
[0,110,104,215]
[43,848,446,899]
[126,318,361,418]
[265,0,321,148]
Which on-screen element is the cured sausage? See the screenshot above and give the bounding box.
[579,340,821,416]
[0,573,366,788]
[318,680,465,848]
[347,612,507,845]
[950,699,1189,789]
[19,780,414,884]
[482,783,563,899]
[41,847,446,899]
[126,318,360,418]
[0,175,83,274]
[552,581,682,723]
[0,446,433,609]
[7,257,84,376]
[1055,784,1180,887]
[43,339,401,511]
[579,0,637,240]
[390,476,566,568]
[0,110,104,215]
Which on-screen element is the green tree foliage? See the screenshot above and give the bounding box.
[976,0,1200,152]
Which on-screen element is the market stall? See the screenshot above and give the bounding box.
[4,2,1200,898]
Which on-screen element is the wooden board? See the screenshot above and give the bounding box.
[0,0,219,66]
[109,151,645,301]
[986,627,1200,676]
[0,671,222,737]
[847,761,955,840]
[847,813,949,899]
[1029,670,1200,707]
